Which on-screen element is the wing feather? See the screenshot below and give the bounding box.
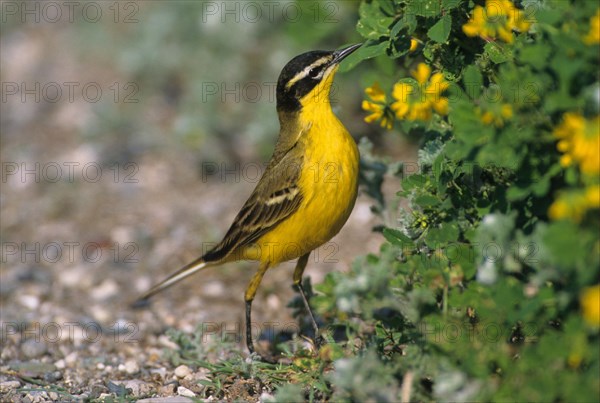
[202,147,304,262]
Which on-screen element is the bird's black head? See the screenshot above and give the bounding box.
[276,44,362,113]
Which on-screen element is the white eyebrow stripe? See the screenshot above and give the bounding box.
[285,56,332,90]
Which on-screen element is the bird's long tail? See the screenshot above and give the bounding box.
[131,257,213,308]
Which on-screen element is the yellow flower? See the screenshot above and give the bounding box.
[585,185,600,208]
[413,63,431,84]
[584,9,600,44]
[409,38,419,52]
[478,103,513,127]
[501,104,513,119]
[548,198,571,221]
[362,82,394,130]
[548,185,600,222]
[365,82,386,103]
[463,0,533,44]
[553,113,600,175]
[581,285,600,327]
[391,63,450,122]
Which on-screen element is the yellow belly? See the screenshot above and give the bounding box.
[251,115,359,265]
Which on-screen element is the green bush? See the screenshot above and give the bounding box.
[294,0,599,401]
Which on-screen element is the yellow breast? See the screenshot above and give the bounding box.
[256,108,359,265]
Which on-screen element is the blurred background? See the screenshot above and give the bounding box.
[1,0,415,364]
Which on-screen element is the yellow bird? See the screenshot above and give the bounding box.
[134,43,362,358]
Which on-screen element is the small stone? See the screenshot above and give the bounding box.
[64,351,78,366]
[177,386,196,397]
[267,294,280,310]
[47,391,59,400]
[89,305,111,323]
[202,281,225,297]
[159,383,178,396]
[25,391,48,403]
[90,278,119,300]
[19,294,40,310]
[115,380,153,397]
[124,359,140,374]
[43,370,62,382]
[21,338,47,359]
[0,380,21,392]
[158,334,180,350]
[12,361,56,378]
[54,359,66,369]
[138,397,193,403]
[260,392,275,402]
[174,365,191,378]
[150,367,167,379]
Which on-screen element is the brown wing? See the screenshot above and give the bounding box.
[202,147,304,262]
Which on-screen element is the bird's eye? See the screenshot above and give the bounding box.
[308,68,319,78]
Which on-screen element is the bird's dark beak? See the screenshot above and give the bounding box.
[331,43,363,65]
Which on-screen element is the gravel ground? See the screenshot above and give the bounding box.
[1,8,416,401]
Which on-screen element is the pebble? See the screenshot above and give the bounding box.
[139,397,193,403]
[159,382,178,396]
[58,265,89,287]
[43,370,63,382]
[54,359,66,369]
[12,362,57,378]
[116,379,153,397]
[0,380,21,392]
[124,359,140,374]
[202,281,225,297]
[19,294,40,310]
[90,278,119,301]
[174,364,191,378]
[177,386,196,397]
[47,391,59,400]
[89,305,111,323]
[150,367,167,379]
[24,391,48,403]
[64,351,79,366]
[21,338,47,359]
[260,392,275,402]
[158,335,180,350]
[267,294,280,310]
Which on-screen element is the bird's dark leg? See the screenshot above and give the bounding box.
[244,261,272,360]
[245,299,255,354]
[293,252,323,348]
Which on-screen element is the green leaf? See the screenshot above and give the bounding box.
[339,40,388,72]
[357,1,394,40]
[541,221,589,268]
[391,12,417,35]
[425,222,460,246]
[485,42,513,64]
[518,43,552,70]
[415,194,441,207]
[407,0,443,17]
[442,0,463,9]
[383,228,415,247]
[463,65,483,99]
[427,15,452,43]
